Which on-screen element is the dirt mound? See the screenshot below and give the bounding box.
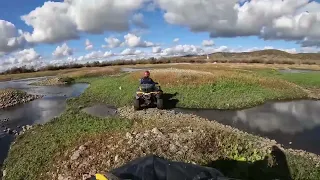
[48,107,320,180]
[0,89,42,109]
[50,107,276,179]
[31,77,74,86]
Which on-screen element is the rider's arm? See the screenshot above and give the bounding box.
[150,78,156,84]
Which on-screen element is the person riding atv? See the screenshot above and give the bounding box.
[134,71,163,110]
[140,71,155,85]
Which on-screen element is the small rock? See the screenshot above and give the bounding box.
[177,151,184,156]
[58,174,65,180]
[126,132,133,139]
[82,174,92,180]
[2,169,6,177]
[71,150,81,161]
[79,145,86,151]
[169,144,177,153]
[115,155,119,162]
[26,125,32,130]
[151,128,163,135]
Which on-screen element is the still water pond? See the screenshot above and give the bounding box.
[0,77,89,166]
[175,100,320,154]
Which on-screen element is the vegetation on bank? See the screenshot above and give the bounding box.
[0,66,120,82]
[3,108,132,180]
[75,68,308,109]
[3,64,320,180]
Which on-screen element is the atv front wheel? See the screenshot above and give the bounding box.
[134,99,141,111]
[157,98,164,109]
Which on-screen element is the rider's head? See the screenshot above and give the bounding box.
[144,71,150,78]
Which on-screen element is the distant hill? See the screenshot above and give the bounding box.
[206,49,320,60]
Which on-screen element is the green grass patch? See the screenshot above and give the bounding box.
[253,69,320,88]
[3,107,132,180]
[280,72,320,88]
[75,73,307,109]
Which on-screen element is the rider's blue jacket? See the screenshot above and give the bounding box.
[140,77,155,84]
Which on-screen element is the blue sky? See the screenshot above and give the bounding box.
[1,0,320,67]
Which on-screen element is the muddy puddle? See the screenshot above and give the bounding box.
[0,77,89,166]
[174,100,320,155]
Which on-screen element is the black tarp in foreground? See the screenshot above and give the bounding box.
[89,155,237,180]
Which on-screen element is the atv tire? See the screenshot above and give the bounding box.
[134,99,141,111]
[157,98,164,110]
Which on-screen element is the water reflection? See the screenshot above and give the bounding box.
[0,77,89,167]
[175,100,320,154]
[234,100,320,134]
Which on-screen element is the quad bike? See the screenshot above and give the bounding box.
[134,83,164,110]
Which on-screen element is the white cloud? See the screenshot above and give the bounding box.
[279,48,297,54]
[21,0,144,44]
[161,45,204,56]
[52,43,73,57]
[202,40,214,47]
[0,48,43,70]
[103,37,122,48]
[264,46,274,50]
[203,45,299,54]
[152,46,162,53]
[155,0,320,47]
[14,48,41,63]
[85,39,93,50]
[78,50,115,61]
[121,48,143,55]
[84,51,104,59]
[145,2,157,12]
[104,51,114,57]
[132,13,148,29]
[173,38,179,43]
[124,33,155,48]
[0,20,26,54]
[301,47,320,53]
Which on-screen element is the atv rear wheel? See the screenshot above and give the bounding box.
[134,99,141,110]
[157,98,164,109]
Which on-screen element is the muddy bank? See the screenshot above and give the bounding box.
[0,89,42,109]
[82,104,117,118]
[48,107,320,180]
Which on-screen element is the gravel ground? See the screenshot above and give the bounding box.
[47,107,320,180]
[0,89,42,109]
[31,77,72,86]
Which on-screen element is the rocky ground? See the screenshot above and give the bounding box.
[48,107,320,180]
[31,77,74,86]
[0,89,43,109]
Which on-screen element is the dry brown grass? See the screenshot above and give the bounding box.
[127,66,301,92]
[129,68,217,86]
[0,66,120,82]
[132,62,320,71]
[60,67,120,79]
